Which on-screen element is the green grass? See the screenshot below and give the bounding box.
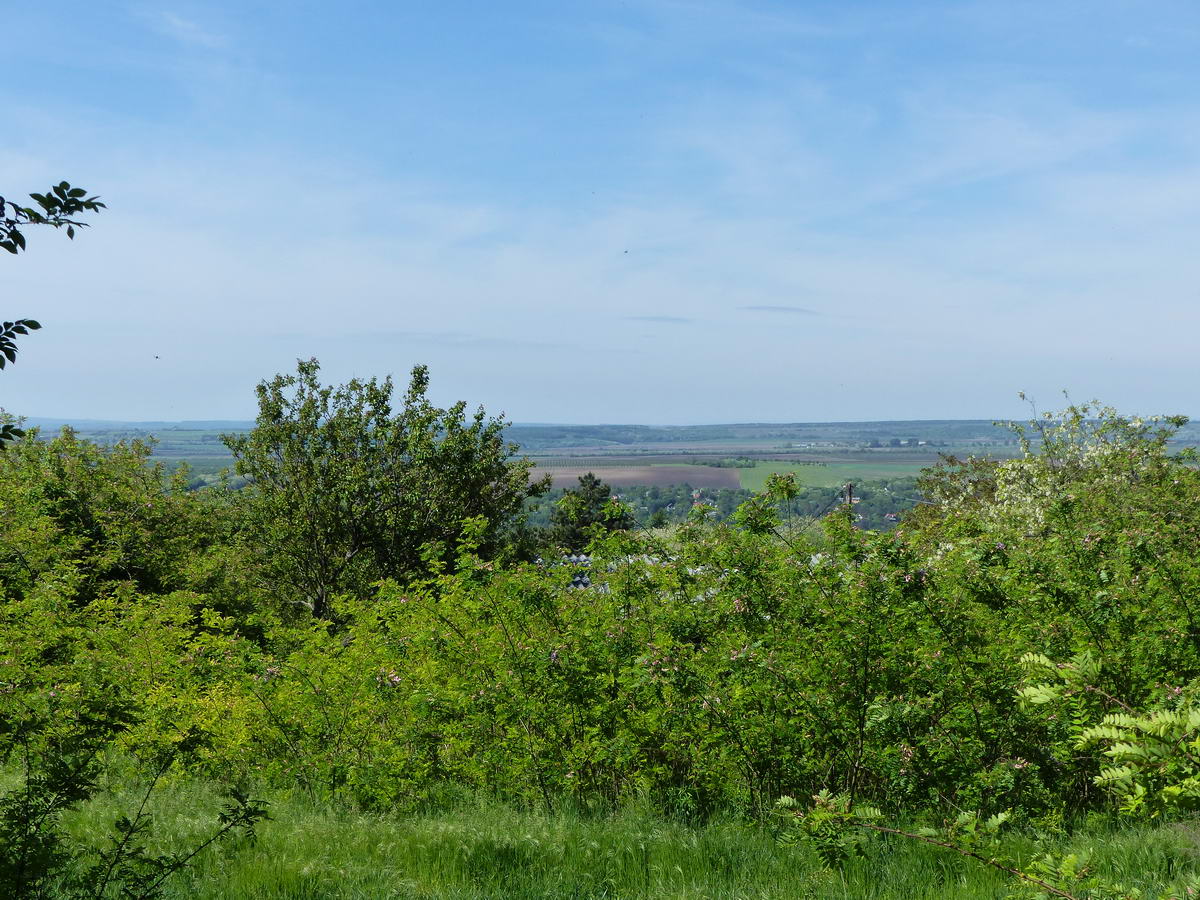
[52,778,1200,899]
[739,461,929,492]
[166,456,237,476]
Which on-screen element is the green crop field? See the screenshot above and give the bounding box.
[739,460,931,492]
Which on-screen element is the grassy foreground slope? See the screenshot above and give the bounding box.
[63,781,1200,899]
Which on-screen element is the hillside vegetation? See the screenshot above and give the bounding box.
[5,379,1200,897]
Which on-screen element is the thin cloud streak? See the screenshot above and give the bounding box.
[152,11,228,49]
[742,305,821,315]
[329,330,573,351]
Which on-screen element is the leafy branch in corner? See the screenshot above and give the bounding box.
[1,182,105,254]
[0,318,40,372]
[1,181,103,445]
[0,317,41,444]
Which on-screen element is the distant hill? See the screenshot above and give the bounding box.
[503,420,1018,451]
[21,416,1200,456]
[23,417,255,431]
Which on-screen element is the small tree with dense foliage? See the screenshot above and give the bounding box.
[549,472,633,551]
[224,358,547,618]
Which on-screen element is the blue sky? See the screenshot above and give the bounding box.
[4,1,1200,423]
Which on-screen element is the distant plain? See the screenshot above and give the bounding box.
[28,415,1177,491]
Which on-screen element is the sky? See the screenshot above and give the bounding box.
[3,1,1200,424]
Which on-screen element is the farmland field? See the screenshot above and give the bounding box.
[534,463,741,489]
[739,460,930,491]
[532,458,932,491]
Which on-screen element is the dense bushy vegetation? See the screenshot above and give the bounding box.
[5,384,1200,896]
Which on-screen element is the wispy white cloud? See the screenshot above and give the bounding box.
[5,120,1197,422]
[152,11,228,49]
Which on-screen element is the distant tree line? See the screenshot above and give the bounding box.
[525,477,922,533]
